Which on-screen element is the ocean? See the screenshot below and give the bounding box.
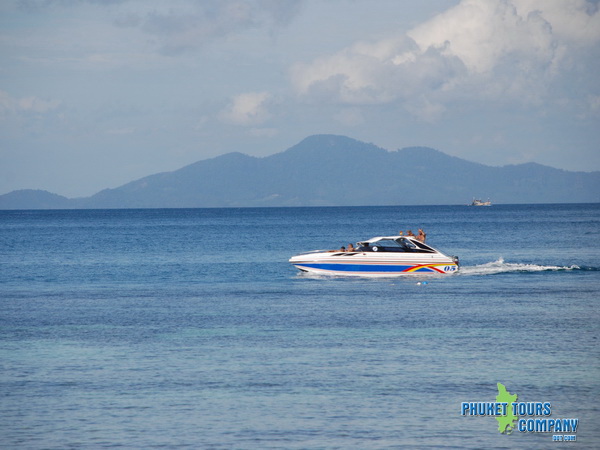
[1,204,598,449]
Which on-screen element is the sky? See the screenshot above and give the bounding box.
[1,0,599,197]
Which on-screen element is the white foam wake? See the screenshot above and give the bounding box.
[459,258,580,276]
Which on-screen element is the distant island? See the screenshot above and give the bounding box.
[1,134,599,209]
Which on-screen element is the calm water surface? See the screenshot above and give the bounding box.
[1,204,599,448]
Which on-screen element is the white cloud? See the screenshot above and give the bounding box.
[290,0,600,119]
[408,1,553,74]
[0,90,61,116]
[512,0,600,44]
[290,35,423,104]
[219,92,273,126]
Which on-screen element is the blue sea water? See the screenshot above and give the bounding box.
[0,204,598,449]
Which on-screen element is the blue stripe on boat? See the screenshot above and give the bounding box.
[297,263,419,273]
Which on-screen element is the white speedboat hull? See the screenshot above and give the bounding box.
[290,236,459,276]
[290,253,458,276]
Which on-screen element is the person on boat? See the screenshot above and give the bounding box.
[416,229,426,242]
[347,243,355,252]
[328,245,345,252]
[406,230,415,237]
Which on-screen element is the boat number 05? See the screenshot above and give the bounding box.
[444,265,458,272]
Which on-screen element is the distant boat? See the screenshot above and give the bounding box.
[471,198,492,206]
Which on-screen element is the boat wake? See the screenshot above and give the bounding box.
[459,258,582,276]
[294,258,595,280]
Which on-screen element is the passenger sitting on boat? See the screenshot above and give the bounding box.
[416,229,426,242]
[406,230,415,237]
[347,243,355,252]
[328,246,345,252]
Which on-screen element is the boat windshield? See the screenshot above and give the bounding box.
[399,238,436,252]
[358,237,435,253]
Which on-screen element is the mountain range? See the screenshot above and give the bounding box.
[1,134,599,209]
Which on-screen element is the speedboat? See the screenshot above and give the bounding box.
[289,235,459,276]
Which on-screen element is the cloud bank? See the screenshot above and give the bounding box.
[291,0,600,121]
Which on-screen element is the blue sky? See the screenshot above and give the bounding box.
[1,0,599,197]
